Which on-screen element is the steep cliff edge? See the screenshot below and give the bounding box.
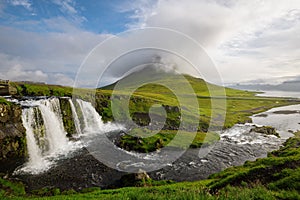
[0,100,26,173]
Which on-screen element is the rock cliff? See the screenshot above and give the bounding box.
[0,102,26,173]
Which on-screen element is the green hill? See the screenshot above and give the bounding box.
[98,67,298,152]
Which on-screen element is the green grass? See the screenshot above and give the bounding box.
[0,177,25,197]
[11,82,73,97]
[118,129,219,152]
[0,97,12,105]
[101,72,298,129]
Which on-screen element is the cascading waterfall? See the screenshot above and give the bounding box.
[16,98,80,174]
[38,98,69,154]
[76,99,122,134]
[16,97,122,174]
[21,107,47,172]
[68,98,82,135]
[76,99,105,133]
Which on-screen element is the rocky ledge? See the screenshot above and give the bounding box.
[0,101,26,173]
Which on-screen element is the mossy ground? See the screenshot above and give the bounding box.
[117,129,219,152]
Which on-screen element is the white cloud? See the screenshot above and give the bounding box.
[51,73,74,86]
[53,0,77,14]
[121,0,300,84]
[9,0,32,11]
[52,0,86,25]
[0,64,48,82]
[0,19,111,86]
[1,0,300,87]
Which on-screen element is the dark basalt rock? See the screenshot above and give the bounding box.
[0,103,26,173]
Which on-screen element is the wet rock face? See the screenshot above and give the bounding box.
[0,103,26,173]
[59,98,76,137]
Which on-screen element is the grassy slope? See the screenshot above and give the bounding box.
[101,71,297,128]
[3,131,299,199]
[99,70,298,152]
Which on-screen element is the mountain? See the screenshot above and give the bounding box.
[229,80,300,92]
[101,65,254,98]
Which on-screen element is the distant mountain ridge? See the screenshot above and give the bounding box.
[229,80,300,92]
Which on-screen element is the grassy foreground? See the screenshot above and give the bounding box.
[1,131,299,199]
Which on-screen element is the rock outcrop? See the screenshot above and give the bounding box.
[0,102,26,173]
[120,169,151,187]
[250,126,280,137]
[0,80,17,96]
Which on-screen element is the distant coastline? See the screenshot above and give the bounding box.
[255,90,300,98]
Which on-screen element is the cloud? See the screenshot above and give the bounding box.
[8,0,32,11]
[0,20,111,86]
[53,0,77,15]
[120,0,300,84]
[51,73,74,86]
[52,0,86,25]
[0,64,48,82]
[1,0,300,87]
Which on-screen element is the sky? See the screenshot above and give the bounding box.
[0,0,300,87]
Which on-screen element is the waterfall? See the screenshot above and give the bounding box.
[21,107,46,171]
[38,98,69,154]
[16,98,80,174]
[16,97,122,174]
[76,99,105,133]
[68,99,82,135]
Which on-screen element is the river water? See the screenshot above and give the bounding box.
[256,90,300,98]
[12,97,300,190]
[150,103,300,181]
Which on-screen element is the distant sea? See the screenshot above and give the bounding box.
[255,90,300,98]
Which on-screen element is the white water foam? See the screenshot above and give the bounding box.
[15,98,83,174]
[221,124,282,145]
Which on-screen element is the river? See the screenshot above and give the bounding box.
[12,97,300,191]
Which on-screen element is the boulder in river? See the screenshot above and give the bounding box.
[120,169,151,187]
[250,126,280,138]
